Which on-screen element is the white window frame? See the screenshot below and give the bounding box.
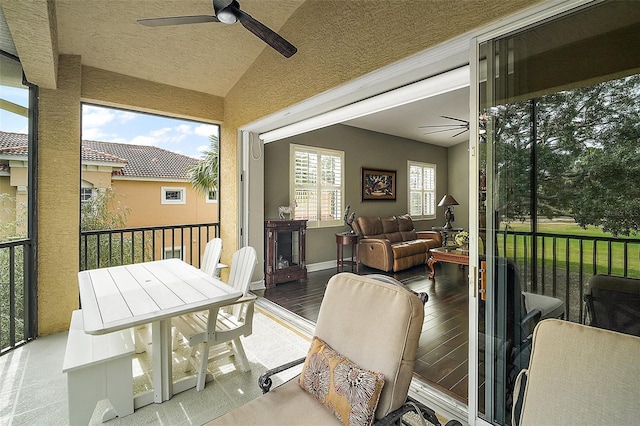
[161,186,186,205]
[408,160,436,220]
[163,245,185,260]
[205,189,218,203]
[80,186,94,203]
[290,144,344,228]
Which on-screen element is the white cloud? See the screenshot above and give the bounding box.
[195,124,218,138]
[82,106,115,129]
[174,124,193,135]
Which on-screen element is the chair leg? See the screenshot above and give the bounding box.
[231,337,250,372]
[184,344,198,373]
[196,341,210,391]
[171,326,181,351]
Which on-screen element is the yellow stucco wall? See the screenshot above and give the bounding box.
[38,55,81,335]
[218,0,540,267]
[37,59,224,334]
[111,180,218,227]
[35,1,540,334]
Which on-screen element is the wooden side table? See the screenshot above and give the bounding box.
[336,233,359,273]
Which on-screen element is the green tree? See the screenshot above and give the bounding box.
[187,134,219,199]
[493,74,640,236]
[79,188,153,270]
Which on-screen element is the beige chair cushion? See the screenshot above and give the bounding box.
[314,273,424,419]
[209,273,424,425]
[210,378,338,425]
[516,319,640,425]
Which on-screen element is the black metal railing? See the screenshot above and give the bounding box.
[0,239,31,355]
[495,230,640,323]
[80,222,220,271]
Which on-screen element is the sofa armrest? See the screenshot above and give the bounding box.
[359,238,394,272]
[417,231,442,246]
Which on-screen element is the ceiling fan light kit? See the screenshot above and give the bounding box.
[137,0,297,58]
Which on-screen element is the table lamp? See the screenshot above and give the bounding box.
[438,194,459,229]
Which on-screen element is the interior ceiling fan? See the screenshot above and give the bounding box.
[419,116,469,138]
[137,0,297,58]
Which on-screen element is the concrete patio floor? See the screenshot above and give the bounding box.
[0,310,310,425]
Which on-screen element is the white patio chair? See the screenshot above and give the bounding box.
[200,237,223,277]
[172,245,258,391]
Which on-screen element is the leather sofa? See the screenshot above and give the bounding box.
[352,214,442,272]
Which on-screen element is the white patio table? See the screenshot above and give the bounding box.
[78,258,242,407]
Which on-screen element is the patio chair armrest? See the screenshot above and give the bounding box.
[521,308,542,335]
[223,293,258,307]
[372,396,463,426]
[258,357,306,394]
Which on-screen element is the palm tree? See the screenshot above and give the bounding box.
[188,134,219,198]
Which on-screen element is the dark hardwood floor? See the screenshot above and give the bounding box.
[255,262,469,403]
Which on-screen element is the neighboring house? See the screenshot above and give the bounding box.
[1,131,217,258]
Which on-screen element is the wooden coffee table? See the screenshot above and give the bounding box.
[427,247,469,279]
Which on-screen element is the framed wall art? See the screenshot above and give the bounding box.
[362,168,396,201]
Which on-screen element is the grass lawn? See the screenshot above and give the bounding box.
[500,220,640,278]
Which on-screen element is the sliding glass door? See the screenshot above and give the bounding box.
[475,1,640,424]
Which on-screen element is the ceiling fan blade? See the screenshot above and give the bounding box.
[450,128,470,138]
[419,124,466,128]
[234,7,297,58]
[423,128,465,136]
[440,115,469,124]
[137,15,219,27]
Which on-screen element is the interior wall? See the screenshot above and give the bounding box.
[265,124,448,265]
[447,141,470,230]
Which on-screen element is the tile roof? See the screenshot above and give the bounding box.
[0,131,28,156]
[0,131,198,180]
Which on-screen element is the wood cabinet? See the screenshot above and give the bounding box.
[265,220,307,289]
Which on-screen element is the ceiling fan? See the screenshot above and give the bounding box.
[137,0,297,58]
[419,116,469,138]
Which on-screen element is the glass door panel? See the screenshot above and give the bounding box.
[476,1,640,424]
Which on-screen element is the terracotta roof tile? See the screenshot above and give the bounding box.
[0,131,197,180]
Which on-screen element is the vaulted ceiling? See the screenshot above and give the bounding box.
[1,0,473,146]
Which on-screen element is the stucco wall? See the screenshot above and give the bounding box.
[34,1,539,333]
[111,180,218,228]
[37,60,224,334]
[38,55,81,335]
[220,0,539,270]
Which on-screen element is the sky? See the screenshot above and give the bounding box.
[1,85,219,159]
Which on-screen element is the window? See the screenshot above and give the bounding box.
[408,161,436,219]
[80,187,94,203]
[206,189,217,203]
[163,246,184,260]
[161,187,186,204]
[291,144,343,228]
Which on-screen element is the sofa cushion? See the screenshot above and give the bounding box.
[357,217,383,237]
[299,336,385,426]
[392,240,429,258]
[381,216,399,233]
[396,214,414,232]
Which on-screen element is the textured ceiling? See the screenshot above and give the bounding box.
[55,0,305,97]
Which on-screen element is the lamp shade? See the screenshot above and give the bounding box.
[438,194,459,207]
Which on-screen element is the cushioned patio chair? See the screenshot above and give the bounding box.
[584,274,640,337]
[512,319,640,426]
[208,272,461,426]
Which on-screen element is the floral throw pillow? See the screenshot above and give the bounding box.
[299,337,385,426]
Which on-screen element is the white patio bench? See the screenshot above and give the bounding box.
[62,309,135,425]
